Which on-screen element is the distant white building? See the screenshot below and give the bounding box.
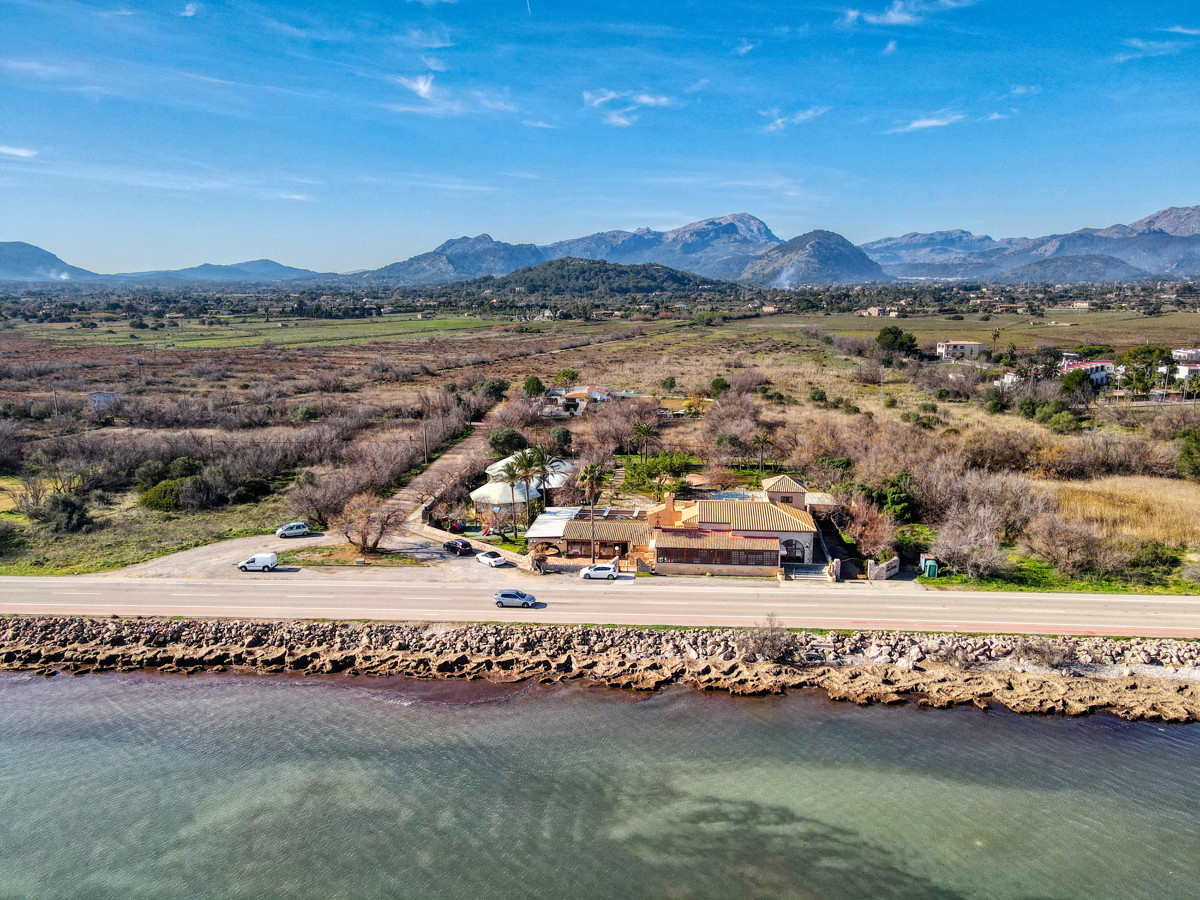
[936,340,986,360]
[1173,348,1200,363]
[1060,360,1114,385]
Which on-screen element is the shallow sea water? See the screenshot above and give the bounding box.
[1,672,1198,899]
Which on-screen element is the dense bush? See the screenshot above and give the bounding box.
[487,427,528,457]
[41,493,93,533]
[140,478,185,511]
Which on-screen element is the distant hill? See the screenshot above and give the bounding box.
[445,257,739,296]
[361,234,545,286]
[739,230,888,286]
[0,242,102,282]
[859,230,1024,267]
[995,255,1149,284]
[1128,205,1200,237]
[118,259,323,283]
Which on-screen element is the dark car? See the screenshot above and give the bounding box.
[442,538,474,556]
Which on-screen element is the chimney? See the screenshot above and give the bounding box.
[664,493,676,515]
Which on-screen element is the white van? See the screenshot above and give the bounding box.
[237,552,278,572]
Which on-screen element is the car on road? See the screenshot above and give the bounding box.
[579,563,618,580]
[237,552,278,572]
[274,522,311,538]
[442,538,474,556]
[476,550,507,568]
[494,589,536,608]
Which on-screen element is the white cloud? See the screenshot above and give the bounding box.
[0,145,38,159]
[842,0,976,27]
[395,74,436,99]
[734,39,757,55]
[1115,38,1183,62]
[1164,26,1200,36]
[984,111,1007,121]
[180,3,197,16]
[683,78,710,94]
[522,119,555,128]
[883,39,898,53]
[421,55,448,72]
[1008,84,1040,96]
[2,60,67,78]
[761,105,829,132]
[102,8,135,16]
[583,89,674,125]
[407,0,456,5]
[886,112,964,132]
[400,27,454,49]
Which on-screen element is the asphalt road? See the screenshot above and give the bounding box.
[2,573,1200,637]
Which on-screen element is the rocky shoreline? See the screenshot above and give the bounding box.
[3,616,1199,723]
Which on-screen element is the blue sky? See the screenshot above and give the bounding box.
[2,0,1199,272]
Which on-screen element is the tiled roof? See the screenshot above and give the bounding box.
[653,529,779,551]
[563,518,651,544]
[762,474,806,494]
[695,500,816,533]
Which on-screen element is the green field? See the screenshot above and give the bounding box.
[17,314,507,350]
[731,310,1200,352]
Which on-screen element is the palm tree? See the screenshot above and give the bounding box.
[498,460,523,539]
[750,432,773,479]
[632,421,660,463]
[511,448,539,530]
[528,446,563,509]
[576,463,605,564]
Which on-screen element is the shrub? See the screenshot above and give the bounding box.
[930,505,1010,579]
[1013,637,1075,668]
[290,403,321,423]
[659,375,676,391]
[487,427,528,457]
[884,396,898,409]
[522,374,545,397]
[1046,411,1081,434]
[710,376,730,398]
[140,478,185,511]
[479,379,509,402]
[548,425,572,456]
[167,457,203,480]
[0,519,25,550]
[42,493,93,533]
[934,388,951,401]
[135,459,168,490]
[809,388,827,403]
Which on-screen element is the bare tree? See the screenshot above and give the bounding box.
[930,504,1010,579]
[335,493,404,553]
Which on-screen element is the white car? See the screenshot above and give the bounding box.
[494,589,536,608]
[476,550,507,568]
[275,522,311,538]
[237,552,278,572]
[580,563,618,580]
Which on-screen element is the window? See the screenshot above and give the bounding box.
[780,496,793,504]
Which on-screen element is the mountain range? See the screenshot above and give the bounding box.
[3,204,1199,287]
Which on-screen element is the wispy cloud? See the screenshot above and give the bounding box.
[683,78,710,94]
[1114,37,1184,62]
[842,0,977,27]
[984,111,1008,121]
[760,106,829,132]
[2,59,68,79]
[1008,84,1040,96]
[1164,25,1200,36]
[357,173,498,193]
[0,145,38,159]
[583,89,674,126]
[101,8,135,17]
[421,55,448,72]
[180,3,197,16]
[395,74,436,99]
[407,0,456,5]
[399,27,454,49]
[886,112,964,132]
[883,39,898,54]
[522,119,555,128]
[734,39,757,55]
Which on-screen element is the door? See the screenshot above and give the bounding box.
[781,540,805,564]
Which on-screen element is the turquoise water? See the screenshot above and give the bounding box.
[1,673,1198,899]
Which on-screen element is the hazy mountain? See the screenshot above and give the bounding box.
[443,257,740,296]
[361,234,546,285]
[1128,205,1200,237]
[864,204,1200,280]
[0,242,102,282]
[860,230,1024,267]
[542,213,781,280]
[118,259,322,283]
[995,255,1149,284]
[739,230,888,286]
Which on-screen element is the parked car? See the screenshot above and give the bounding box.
[580,563,618,580]
[275,522,311,538]
[475,550,507,568]
[237,552,278,572]
[442,538,474,556]
[494,589,536,608]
